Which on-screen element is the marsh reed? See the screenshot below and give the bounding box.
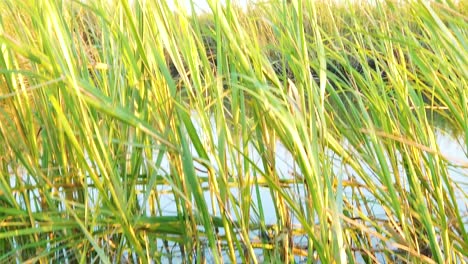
[0,0,467,262]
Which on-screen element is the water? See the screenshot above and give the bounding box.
[137,115,467,262]
[4,114,467,262]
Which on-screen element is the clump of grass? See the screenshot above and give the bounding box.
[0,0,466,262]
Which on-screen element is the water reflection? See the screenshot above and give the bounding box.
[5,111,467,262]
[139,113,467,262]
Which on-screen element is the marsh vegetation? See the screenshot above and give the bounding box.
[0,0,467,263]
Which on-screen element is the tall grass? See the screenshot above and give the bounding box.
[0,0,467,262]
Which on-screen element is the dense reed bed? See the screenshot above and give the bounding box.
[0,0,467,262]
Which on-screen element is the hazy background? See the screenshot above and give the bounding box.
[167,0,255,13]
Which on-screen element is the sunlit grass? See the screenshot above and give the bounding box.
[0,0,467,262]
